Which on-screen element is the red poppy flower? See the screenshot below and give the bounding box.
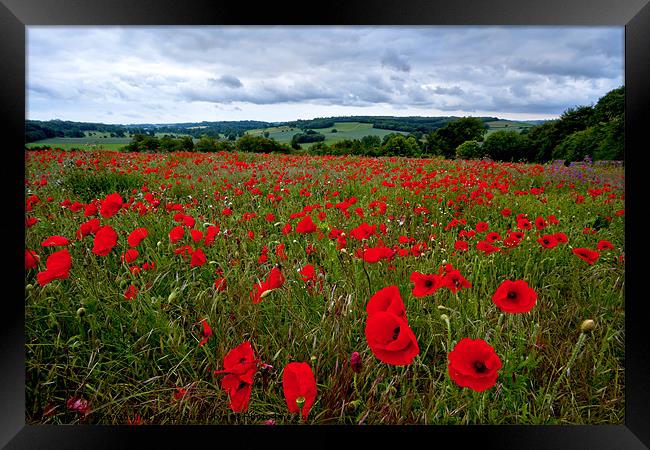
[261,267,282,289]
[128,228,148,247]
[36,249,72,286]
[409,272,443,297]
[83,202,98,217]
[250,267,286,304]
[492,279,537,314]
[215,341,258,380]
[475,221,489,232]
[198,318,212,346]
[275,243,287,261]
[282,223,292,235]
[503,235,521,248]
[100,192,123,218]
[365,311,420,366]
[220,375,253,413]
[485,232,501,243]
[534,217,547,230]
[448,338,502,392]
[26,217,39,228]
[573,247,600,265]
[169,225,185,243]
[454,240,469,252]
[76,218,101,240]
[282,362,317,420]
[296,216,317,234]
[173,387,188,401]
[476,240,500,255]
[537,234,558,249]
[360,246,395,263]
[190,248,207,267]
[204,225,219,246]
[553,232,568,243]
[123,284,137,300]
[366,285,407,321]
[510,231,525,240]
[597,240,615,251]
[214,277,227,291]
[121,248,139,263]
[350,222,376,241]
[41,235,70,247]
[442,269,472,293]
[516,218,532,230]
[299,264,316,283]
[182,215,196,228]
[500,208,512,217]
[214,341,258,413]
[92,225,118,256]
[25,249,40,270]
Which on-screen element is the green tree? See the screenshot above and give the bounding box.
[180,136,195,152]
[360,135,381,151]
[526,121,561,162]
[125,134,159,152]
[482,131,531,162]
[381,134,421,157]
[195,135,218,152]
[158,135,182,152]
[237,135,288,154]
[590,86,624,125]
[556,105,593,139]
[426,117,487,158]
[455,140,484,160]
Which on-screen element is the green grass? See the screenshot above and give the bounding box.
[27,137,131,151]
[247,122,409,147]
[485,120,535,136]
[25,150,624,425]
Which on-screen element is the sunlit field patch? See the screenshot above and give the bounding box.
[25,149,624,425]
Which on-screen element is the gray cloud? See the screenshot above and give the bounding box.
[381,49,411,72]
[434,86,464,96]
[26,26,623,123]
[209,75,243,88]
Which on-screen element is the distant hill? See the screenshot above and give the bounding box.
[26,115,509,144]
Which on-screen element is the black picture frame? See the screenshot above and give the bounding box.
[3,0,648,448]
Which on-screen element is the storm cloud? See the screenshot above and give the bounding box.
[27,26,624,123]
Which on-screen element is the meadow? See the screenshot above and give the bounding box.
[25,149,625,425]
[246,122,410,147]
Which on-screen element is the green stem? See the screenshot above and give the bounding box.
[544,332,586,419]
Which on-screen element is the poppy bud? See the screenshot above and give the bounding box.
[580,319,595,332]
[260,289,275,299]
[168,290,178,303]
[76,307,85,317]
[296,396,306,410]
[26,284,33,290]
[350,351,362,373]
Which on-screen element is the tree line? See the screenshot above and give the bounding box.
[305,86,624,163]
[28,86,623,163]
[122,134,292,154]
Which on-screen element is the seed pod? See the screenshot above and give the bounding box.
[580,319,595,332]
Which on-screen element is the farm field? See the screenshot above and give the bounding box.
[484,120,535,136]
[26,137,131,151]
[25,149,624,425]
[246,122,409,147]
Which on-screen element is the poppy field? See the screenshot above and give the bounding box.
[25,149,625,425]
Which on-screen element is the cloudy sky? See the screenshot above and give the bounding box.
[27,26,624,124]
